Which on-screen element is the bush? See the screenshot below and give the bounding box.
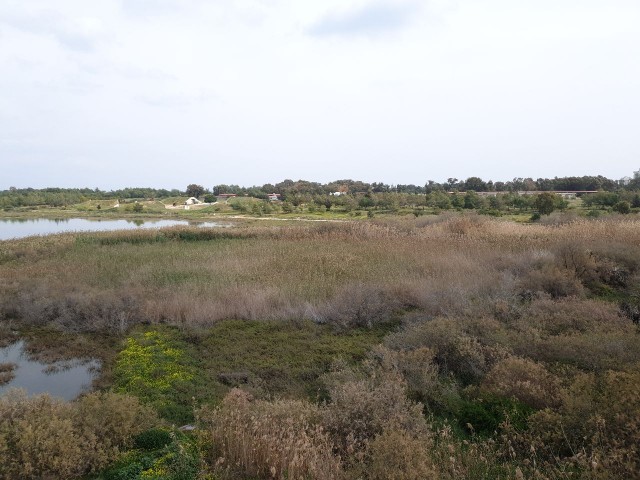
[458,394,532,436]
[317,284,401,329]
[322,358,429,455]
[526,366,640,477]
[199,389,341,480]
[133,428,172,450]
[0,390,157,479]
[614,200,631,214]
[366,429,438,480]
[519,265,584,298]
[479,356,561,409]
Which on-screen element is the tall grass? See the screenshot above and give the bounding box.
[2,216,640,332]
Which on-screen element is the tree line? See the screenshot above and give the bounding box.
[2,174,638,210]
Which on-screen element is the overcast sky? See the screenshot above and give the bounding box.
[1,0,638,189]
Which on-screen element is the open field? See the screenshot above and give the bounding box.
[1,214,640,479]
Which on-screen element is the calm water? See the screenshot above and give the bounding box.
[0,341,99,401]
[0,218,229,240]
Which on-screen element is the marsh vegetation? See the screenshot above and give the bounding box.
[0,214,639,479]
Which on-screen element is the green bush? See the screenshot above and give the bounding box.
[458,395,532,436]
[133,428,172,451]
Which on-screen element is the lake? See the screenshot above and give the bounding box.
[0,341,99,401]
[0,217,229,241]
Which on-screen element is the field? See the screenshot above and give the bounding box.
[1,214,639,479]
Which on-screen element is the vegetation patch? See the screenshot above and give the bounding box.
[99,430,199,480]
[113,329,200,424]
[0,362,16,385]
[198,319,394,402]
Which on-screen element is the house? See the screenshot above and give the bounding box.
[184,197,202,205]
[267,193,282,202]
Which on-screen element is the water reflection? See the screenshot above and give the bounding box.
[0,341,99,401]
[0,218,230,240]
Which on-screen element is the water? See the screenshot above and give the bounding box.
[0,341,99,401]
[0,218,229,240]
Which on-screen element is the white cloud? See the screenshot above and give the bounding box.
[308,1,422,37]
[0,0,639,188]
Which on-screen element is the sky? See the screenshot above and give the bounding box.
[0,0,639,190]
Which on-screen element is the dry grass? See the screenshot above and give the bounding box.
[0,389,157,479]
[199,389,342,480]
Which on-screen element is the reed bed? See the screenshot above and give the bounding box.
[2,215,640,332]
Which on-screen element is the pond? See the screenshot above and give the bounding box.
[0,341,99,401]
[0,217,229,241]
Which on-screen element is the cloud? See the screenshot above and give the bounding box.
[0,10,106,52]
[308,1,420,37]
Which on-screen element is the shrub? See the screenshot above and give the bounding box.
[479,356,561,409]
[525,366,640,477]
[199,389,341,480]
[458,395,532,436]
[614,200,631,214]
[0,390,157,479]
[519,265,584,298]
[317,283,401,329]
[384,318,502,385]
[365,429,438,480]
[133,428,172,450]
[322,359,429,455]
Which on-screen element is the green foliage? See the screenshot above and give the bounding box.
[534,192,557,215]
[114,330,198,424]
[185,184,205,198]
[614,200,631,214]
[458,395,532,436]
[199,320,390,401]
[133,429,172,451]
[100,432,198,480]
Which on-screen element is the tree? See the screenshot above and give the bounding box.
[186,184,205,198]
[534,192,558,216]
[614,201,631,214]
[463,177,487,192]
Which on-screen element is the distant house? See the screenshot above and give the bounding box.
[184,197,202,205]
[267,193,282,202]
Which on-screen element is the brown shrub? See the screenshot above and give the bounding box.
[519,265,584,298]
[316,283,401,329]
[525,366,640,478]
[479,356,561,409]
[200,389,341,480]
[384,318,506,385]
[1,285,140,333]
[365,429,438,480]
[322,359,429,455]
[0,389,156,479]
[517,297,625,335]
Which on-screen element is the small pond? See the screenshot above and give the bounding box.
[0,341,99,401]
[0,217,229,241]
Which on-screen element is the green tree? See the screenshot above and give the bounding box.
[614,201,631,214]
[186,184,205,198]
[534,192,557,216]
